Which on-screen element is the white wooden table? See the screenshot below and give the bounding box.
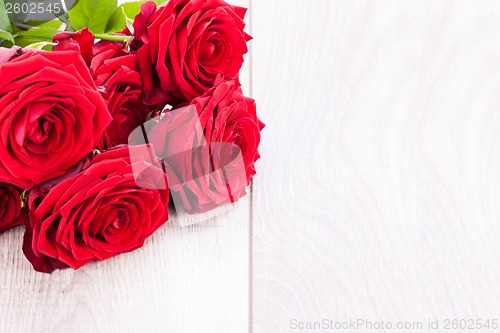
[3,0,500,332]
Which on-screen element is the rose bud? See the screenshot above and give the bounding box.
[130,0,251,105]
[0,183,27,233]
[0,47,112,189]
[22,145,169,273]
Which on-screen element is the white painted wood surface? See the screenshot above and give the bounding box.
[252,0,500,332]
[4,0,500,332]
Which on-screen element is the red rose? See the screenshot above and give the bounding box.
[0,47,112,189]
[23,145,170,273]
[90,42,152,150]
[0,183,27,233]
[130,0,251,105]
[145,78,264,213]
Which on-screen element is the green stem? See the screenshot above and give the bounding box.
[94,34,131,42]
[14,23,34,31]
[14,24,132,43]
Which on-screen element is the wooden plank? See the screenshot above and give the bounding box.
[252,0,500,332]
[0,205,250,332]
[0,0,252,332]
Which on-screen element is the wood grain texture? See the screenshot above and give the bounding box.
[252,0,500,332]
[0,0,251,332]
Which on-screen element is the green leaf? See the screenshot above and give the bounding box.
[25,19,65,29]
[105,1,146,34]
[13,26,61,47]
[25,41,55,50]
[58,12,70,24]
[0,0,11,32]
[68,0,117,34]
[124,11,134,34]
[4,0,28,26]
[0,28,14,43]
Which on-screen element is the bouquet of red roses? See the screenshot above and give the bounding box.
[0,0,263,273]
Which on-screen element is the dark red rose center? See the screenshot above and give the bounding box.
[200,41,216,61]
[27,117,52,144]
[111,209,128,230]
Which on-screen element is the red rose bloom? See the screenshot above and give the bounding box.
[90,42,152,150]
[0,183,27,233]
[130,0,251,105]
[0,47,112,189]
[23,145,170,273]
[146,78,264,213]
